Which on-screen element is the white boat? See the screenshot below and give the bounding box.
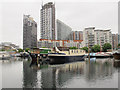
[11,53,21,57]
[0,51,11,60]
[88,52,113,58]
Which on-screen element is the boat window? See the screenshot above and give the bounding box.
[77,50,78,53]
[72,50,73,53]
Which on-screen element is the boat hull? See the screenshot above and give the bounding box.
[89,55,113,58]
[113,53,120,60]
[48,55,85,64]
[0,57,11,60]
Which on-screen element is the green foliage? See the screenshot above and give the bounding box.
[33,47,37,48]
[0,49,5,51]
[42,47,46,48]
[69,47,78,49]
[81,47,88,52]
[91,45,100,52]
[13,49,17,52]
[25,48,30,52]
[102,43,112,52]
[18,48,24,52]
[40,65,48,69]
[118,43,120,47]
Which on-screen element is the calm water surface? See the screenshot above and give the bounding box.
[1,57,120,88]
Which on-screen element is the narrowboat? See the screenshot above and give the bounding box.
[48,47,86,64]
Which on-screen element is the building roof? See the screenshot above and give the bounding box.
[39,39,83,43]
[85,27,95,30]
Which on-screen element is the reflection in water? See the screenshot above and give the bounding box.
[23,60,37,88]
[114,60,120,68]
[85,59,114,81]
[2,57,23,88]
[1,58,119,88]
[39,59,117,88]
[41,68,57,88]
[56,62,85,87]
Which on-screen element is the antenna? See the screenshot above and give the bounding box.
[41,0,43,7]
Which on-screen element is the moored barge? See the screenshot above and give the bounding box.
[113,49,120,60]
[48,47,86,64]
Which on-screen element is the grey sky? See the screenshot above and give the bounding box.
[0,0,119,48]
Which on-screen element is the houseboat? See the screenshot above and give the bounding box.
[113,49,120,60]
[48,47,86,64]
[89,52,113,58]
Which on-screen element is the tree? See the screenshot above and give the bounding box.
[18,49,24,52]
[25,48,30,52]
[13,49,17,52]
[0,49,5,51]
[69,47,78,49]
[42,47,46,48]
[81,47,88,52]
[118,44,120,47]
[91,45,100,52]
[102,43,112,52]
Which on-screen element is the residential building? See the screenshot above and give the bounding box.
[112,34,119,50]
[23,15,37,49]
[83,27,95,47]
[0,42,20,51]
[119,1,120,44]
[57,19,72,40]
[94,29,112,47]
[69,31,83,40]
[118,34,120,44]
[37,39,83,48]
[83,27,112,48]
[40,2,56,40]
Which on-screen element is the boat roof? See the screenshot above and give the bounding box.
[39,48,51,50]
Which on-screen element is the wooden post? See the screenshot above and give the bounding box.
[37,55,39,65]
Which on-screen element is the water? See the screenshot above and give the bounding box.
[1,57,120,88]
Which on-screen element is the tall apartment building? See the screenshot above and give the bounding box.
[94,29,112,47]
[23,15,37,49]
[118,1,120,44]
[112,34,119,50]
[83,27,95,47]
[83,27,112,48]
[69,31,83,40]
[40,2,56,40]
[118,34,120,44]
[57,19,72,40]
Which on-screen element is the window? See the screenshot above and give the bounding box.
[72,50,73,53]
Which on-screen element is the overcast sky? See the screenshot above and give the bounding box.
[0,0,119,48]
